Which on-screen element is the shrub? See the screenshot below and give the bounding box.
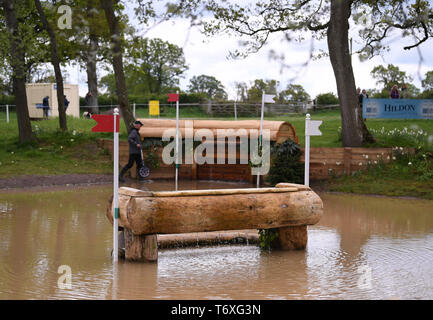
[266,139,304,186]
[316,92,339,105]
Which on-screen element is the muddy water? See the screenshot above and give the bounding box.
[0,181,433,300]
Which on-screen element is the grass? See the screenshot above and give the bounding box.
[0,115,113,178]
[325,150,433,200]
[1,108,433,200]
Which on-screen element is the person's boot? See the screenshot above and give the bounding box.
[119,167,127,183]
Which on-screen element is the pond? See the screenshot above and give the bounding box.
[0,180,432,299]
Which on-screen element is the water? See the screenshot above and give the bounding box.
[0,181,433,300]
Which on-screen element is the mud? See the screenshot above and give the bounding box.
[0,174,113,190]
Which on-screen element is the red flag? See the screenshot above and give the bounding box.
[91,114,120,133]
[167,93,179,102]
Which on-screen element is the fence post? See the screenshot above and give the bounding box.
[6,105,9,123]
[133,103,136,118]
[234,102,237,120]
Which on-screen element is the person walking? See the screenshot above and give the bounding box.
[119,120,144,182]
[42,96,50,118]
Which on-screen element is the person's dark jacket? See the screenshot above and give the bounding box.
[128,128,142,154]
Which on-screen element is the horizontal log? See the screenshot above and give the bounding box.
[136,119,298,143]
[158,230,259,248]
[108,186,323,235]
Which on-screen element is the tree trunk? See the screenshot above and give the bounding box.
[327,0,374,147]
[85,0,99,114]
[100,0,134,131]
[34,0,67,131]
[86,35,99,114]
[2,0,34,143]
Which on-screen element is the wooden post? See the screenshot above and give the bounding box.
[124,229,158,262]
[277,225,308,250]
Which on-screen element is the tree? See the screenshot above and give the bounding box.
[422,70,433,91]
[316,92,339,105]
[100,0,134,131]
[1,0,34,143]
[100,37,188,97]
[233,81,248,102]
[188,74,227,100]
[69,0,129,114]
[279,84,310,103]
[127,37,188,95]
[204,0,433,147]
[34,0,67,131]
[247,79,278,102]
[370,64,412,91]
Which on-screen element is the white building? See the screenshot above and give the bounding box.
[26,83,80,119]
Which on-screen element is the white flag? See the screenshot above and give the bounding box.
[306,120,322,136]
[263,94,276,104]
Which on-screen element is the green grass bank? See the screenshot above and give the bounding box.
[1,108,432,199]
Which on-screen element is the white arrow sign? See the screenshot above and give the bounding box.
[304,114,323,187]
[306,120,323,136]
[263,94,276,104]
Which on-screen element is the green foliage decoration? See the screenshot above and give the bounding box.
[266,139,304,186]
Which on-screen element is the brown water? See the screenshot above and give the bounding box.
[1,180,433,300]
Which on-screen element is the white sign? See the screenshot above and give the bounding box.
[304,114,323,187]
[306,120,323,136]
[263,94,276,104]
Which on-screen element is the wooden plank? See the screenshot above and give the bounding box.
[152,187,300,198]
[344,148,352,175]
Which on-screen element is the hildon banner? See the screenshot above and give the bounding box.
[363,98,433,119]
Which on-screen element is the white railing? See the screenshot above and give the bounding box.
[0,105,14,123]
[79,101,338,118]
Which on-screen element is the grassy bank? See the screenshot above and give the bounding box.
[1,109,432,199]
[322,148,433,200]
[0,116,113,178]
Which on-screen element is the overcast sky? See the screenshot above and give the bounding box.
[71,2,433,101]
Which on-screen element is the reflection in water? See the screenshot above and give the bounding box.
[0,182,433,299]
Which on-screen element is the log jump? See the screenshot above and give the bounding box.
[107,183,324,262]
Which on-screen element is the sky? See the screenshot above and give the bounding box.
[70,2,433,101]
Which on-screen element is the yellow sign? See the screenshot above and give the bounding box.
[149,100,160,116]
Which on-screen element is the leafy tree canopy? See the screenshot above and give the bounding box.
[422,70,433,91]
[188,74,227,100]
[278,84,310,103]
[316,92,339,105]
[101,37,188,96]
[247,79,279,102]
[370,64,413,91]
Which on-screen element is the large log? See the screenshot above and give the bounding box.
[107,184,323,236]
[136,119,298,144]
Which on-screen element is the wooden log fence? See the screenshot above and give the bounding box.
[98,139,396,182]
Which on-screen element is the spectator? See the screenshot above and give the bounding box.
[357,87,362,107]
[390,85,400,99]
[358,88,369,105]
[400,83,409,99]
[64,95,70,111]
[85,91,93,115]
[42,96,49,118]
